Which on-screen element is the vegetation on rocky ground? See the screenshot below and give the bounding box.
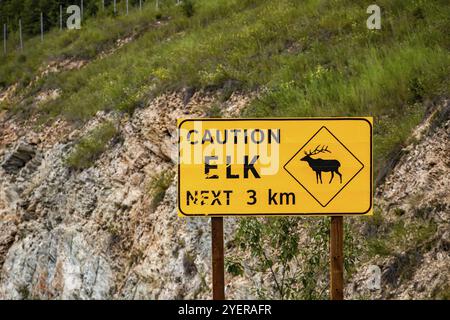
[65,121,119,169]
[0,0,448,299]
[231,217,359,299]
[148,170,175,210]
[2,0,448,176]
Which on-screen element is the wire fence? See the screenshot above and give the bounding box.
[2,0,180,55]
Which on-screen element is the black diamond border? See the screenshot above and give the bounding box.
[283,126,364,207]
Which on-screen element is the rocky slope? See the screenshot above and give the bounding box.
[347,101,449,299]
[0,89,448,300]
[0,88,253,300]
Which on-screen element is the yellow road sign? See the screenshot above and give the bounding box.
[178,118,373,217]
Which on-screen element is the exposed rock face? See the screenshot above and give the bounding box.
[0,227,113,300]
[1,143,37,174]
[346,101,450,299]
[0,91,253,300]
[0,92,448,300]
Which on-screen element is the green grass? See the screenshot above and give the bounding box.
[1,0,447,297]
[367,238,391,257]
[65,121,118,170]
[0,3,167,87]
[367,218,437,258]
[433,285,450,300]
[368,207,385,228]
[148,170,175,210]
[1,0,449,174]
[18,285,30,300]
[225,257,244,277]
[203,103,223,117]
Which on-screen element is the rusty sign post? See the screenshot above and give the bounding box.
[211,217,225,300]
[330,216,344,300]
[178,118,372,300]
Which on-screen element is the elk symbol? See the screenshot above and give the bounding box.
[300,145,342,184]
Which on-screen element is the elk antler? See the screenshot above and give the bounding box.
[305,145,331,156]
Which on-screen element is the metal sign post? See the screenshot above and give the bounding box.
[211,217,225,300]
[330,216,344,300]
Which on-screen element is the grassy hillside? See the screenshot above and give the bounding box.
[1,0,449,176]
[0,0,449,300]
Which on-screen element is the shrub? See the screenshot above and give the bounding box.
[204,103,222,117]
[18,285,30,300]
[366,219,437,259]
[182,251,198,276]
[65,121,118,170]
[433,285,450,300]
[225,258,244,277]
[234,217,358,300]
[181,0,195,18]
[367,238,391,257]
[148,170,175,210]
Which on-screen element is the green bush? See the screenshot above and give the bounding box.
[65,121,118,169]
[234,217,358,300]
[433,285,450,300]
[181,0,196,18]
[366,219,437,259]
[225,258,244,277]
[204,103,223,117]
[367,238,391,257]
[148,170,175,210]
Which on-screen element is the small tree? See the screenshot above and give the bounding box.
[233,217,358,300]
